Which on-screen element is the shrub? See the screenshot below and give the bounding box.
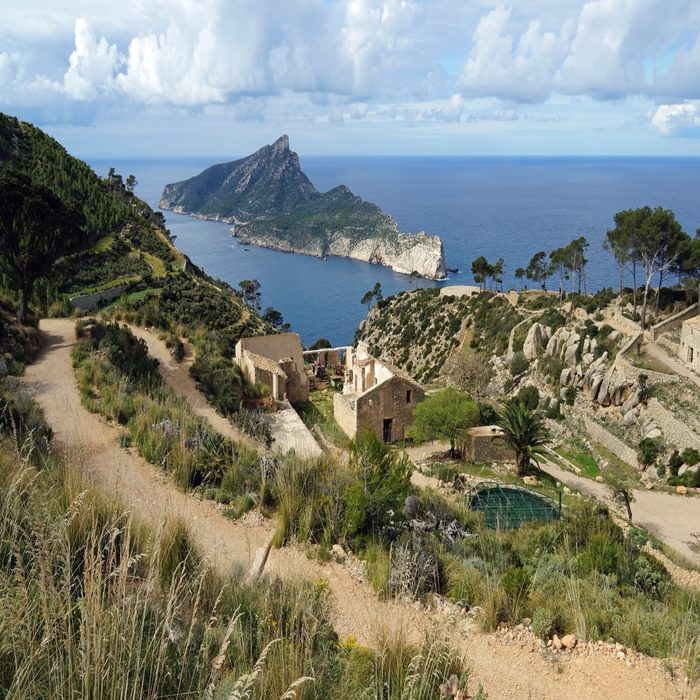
[564,386,576,406]
[638,438,661,469]
[516,385,539,410]
[681,447,700,466]
[509,352,529,377]
[668,449,683,476]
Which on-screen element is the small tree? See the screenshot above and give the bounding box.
[514,267,526,290]
[471,256,492,292]
[125,174,138,193]
[444,347,493,403]
[607,475,635,521]
[526,251,549,290]
[238,279,261,310]
[410,387,479,457]
[360,282,383,310]
[496,401,550,476]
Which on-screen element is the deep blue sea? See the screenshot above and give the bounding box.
[89,156,700,346]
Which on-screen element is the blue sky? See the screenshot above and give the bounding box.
[3,0,700,157]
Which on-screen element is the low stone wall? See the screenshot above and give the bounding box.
[583,416,638,469]
[651,303,699,340]
[616,332,644,360]
[69,285,129,311]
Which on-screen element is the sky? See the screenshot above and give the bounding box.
[3,0,700,157]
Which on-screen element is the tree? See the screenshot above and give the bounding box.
[514,267,526,290]
[0,171,85,324]
[238,279,261,310]
[496,401,550,476]
[566,236,589,295]
[525,251,549,290]
[262,306,289,331]
[444,347,493,403]
[549,247,569,309]
[607,475,635,522]
[360,282,383,310]
[125,174,138,193]
[410,387,479,457]
[491,257,505,291]
[309,338,332,350]
[604,225,631,297]
[471,256,491,292]
[613,207,687,328]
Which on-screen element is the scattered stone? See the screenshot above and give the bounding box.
[331,544,347,562]
[676,485,688,495]
[552,634,563,651]
[523,475,540,486]
[595,476,605,483]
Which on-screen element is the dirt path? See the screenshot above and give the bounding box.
[126,324,258,450]
[22,319,690,699]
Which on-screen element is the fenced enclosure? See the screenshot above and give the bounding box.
[468,481,561,530]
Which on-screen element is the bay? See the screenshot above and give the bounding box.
[90,156,700,346]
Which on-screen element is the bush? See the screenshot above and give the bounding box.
[638,438,661,469]
[668,449,683,476]
[509,352,529,377]
[681,447,700,466]
[516,385,539,410]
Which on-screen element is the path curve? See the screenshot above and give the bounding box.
[22,319,688,700]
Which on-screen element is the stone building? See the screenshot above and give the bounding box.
[333,342,425,443]
[235,332,310,402]
[679,316,700,374]
[462,425,514,464]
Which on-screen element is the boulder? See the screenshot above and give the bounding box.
[523,475,540,486]
[523,322,549,361]
[621,389,642,415]
[610,380,630,407]
[563,338,580,365]
[331,544,347,562]
[595,475,605,483]
[588,373,605,402]
[676,485,688,495]
[644,427,662,440]
[622,411,637,427]
[561,634,578,650]
[552,634,563,651]
[560,368,574,387]
[644,466,659,481]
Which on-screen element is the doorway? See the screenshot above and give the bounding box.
[382,418,393,443]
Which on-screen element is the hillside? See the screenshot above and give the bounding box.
[160,135,447,279]
[0,114,272,425]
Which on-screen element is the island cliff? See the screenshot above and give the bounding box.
[159,135,446,279]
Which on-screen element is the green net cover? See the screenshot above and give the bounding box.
[468,482,561,530]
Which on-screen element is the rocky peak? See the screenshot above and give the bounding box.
[272,134,289,151]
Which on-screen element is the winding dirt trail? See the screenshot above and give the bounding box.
[22,319,691,699]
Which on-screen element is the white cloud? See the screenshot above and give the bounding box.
[651,101,700,135]
[63,19,120,99]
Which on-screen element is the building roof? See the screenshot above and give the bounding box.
[468,425,505,438]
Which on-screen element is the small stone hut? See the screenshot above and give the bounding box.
[462,425,514,464]
[333,342,424,443]
[235,332,309,402]
[679,316,700,374]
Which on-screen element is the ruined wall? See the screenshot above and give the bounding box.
[679,320,700,374]
[333,393,358,439]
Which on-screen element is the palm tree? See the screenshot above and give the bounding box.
[496,401,550,476]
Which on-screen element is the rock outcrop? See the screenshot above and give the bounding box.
[160,135,447,280]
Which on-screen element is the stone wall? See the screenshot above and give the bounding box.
[651,303,699,340]
[333,393,358,439]
[583,416,638,468]
[463,433,515,464]
[69,285,128,311]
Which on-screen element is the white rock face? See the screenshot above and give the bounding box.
[523,322,550,360]
[232,227,447,280]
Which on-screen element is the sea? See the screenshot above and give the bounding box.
[89,156,700,346]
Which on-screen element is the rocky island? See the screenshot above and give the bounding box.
[159,135,447,279]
